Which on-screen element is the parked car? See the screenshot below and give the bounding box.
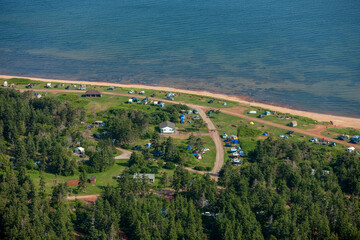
[258,114,265,118]
[287,131,294,135]
[337,136,345,141]
[154,150,163,157]
[208,99,214,103]
[132,145,142,150]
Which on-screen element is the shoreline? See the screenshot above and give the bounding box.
[1,74,359,129]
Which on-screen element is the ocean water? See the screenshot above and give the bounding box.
[0,0,359,117]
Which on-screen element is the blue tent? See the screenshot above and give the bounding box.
[284,136,289,139]
[180,114,185,119]
[187,145,191,150]
[145,143,152,148]
[280,134,284,138]
[180,119,184,124]
[100,122,105,126]
[232,139,239,144]
[263,132,268,136]
[239,151,245,156]
[159,103,165,107]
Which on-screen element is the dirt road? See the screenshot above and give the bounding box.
[187,104,224,177]
[115,147,132,159]
[66,195,100,202]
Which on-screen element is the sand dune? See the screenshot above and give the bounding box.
[0,74,359,129]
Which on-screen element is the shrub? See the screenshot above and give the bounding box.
[164,162,175,169]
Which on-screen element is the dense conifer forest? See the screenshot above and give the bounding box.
[0,89,359,239]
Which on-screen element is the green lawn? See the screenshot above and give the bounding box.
[325,127,360,136]
[244,106,318,130]
[28,158,129,196]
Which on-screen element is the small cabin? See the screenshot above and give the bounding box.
[85,90,102,97]
[89,175,96,184]
[133,173,155,183]
[159,121,175,134]
[289,121,298,127]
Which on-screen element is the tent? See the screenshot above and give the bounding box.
[279,134,284,138]
[250,122,254,125]
[187,145,191,150]
[232,139,239,144]
[180,119,184,124]
[263,132,268,136]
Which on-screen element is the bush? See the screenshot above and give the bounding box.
[194,166,212,171]
[164,162,175,169]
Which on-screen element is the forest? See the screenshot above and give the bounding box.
[0,88,360,239]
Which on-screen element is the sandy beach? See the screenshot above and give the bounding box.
[0,74,359,129]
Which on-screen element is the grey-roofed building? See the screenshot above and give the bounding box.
[133,173,155,183]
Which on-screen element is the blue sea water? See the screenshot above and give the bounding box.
[0,0,359,117]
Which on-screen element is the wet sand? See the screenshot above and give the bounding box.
[0,74,359,129]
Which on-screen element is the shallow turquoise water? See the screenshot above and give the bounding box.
[0,0,359,117]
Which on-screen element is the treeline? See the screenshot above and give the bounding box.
[0,155,74,239]
[0,89,86,175]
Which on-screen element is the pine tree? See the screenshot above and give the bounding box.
[78,169,87,192]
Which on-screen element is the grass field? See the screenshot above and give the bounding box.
[28,158,129,196]
[325,127,360,136]
[5,77,239,108]
[244,106,317,130]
